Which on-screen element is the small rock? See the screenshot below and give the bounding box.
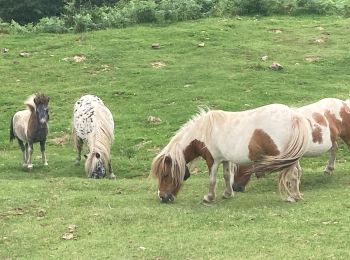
[314,38,325,44]
[261,55,268,61]
[151,43,160,49]
[151,61,166,69]
[198,42,205,47]
[305,56,320,63]
[37,209,46,217]
[270,62,283,70]
[268,29,283,33]
[19,52,30,57]
[62,233,74,240]
[73,55,86,62]
[148,116,162,124]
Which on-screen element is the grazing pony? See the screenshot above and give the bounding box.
[233,98,350,192]
[151,104,311,203]
[10,93,50,170]
[73,95,115,179]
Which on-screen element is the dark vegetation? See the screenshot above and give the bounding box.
[1,0,350,33]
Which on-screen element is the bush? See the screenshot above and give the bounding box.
[0,0,65,25]
[157,0,203,22]
[1,0,350,34]
[34,17,67,33]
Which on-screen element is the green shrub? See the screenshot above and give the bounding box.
[73,13,94,32]
[34,17,67,33]
[157,0,203,22]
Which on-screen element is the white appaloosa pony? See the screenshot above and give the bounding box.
[73,95,115,179]
[233,98,350,194]
[151,104,311,203]
[10,93,50,170]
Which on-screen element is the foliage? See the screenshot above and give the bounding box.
[0,0,65,25]
[1,0,350,33]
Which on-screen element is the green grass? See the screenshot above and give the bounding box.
[1,16,350,259]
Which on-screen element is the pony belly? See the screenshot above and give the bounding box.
[304,142,332,157]
[13,111,31,142]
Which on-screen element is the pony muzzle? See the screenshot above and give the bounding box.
[158,191,175,203]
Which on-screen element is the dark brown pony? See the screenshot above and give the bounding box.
[10,94,50,170]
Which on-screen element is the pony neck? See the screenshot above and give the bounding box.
[183,139,214,166]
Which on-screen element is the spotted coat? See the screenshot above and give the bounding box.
[73,95,114,141]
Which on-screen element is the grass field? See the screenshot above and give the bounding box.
[1,16,350,259]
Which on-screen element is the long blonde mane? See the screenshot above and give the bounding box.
[151,109,221,184]
[85,104,114,175]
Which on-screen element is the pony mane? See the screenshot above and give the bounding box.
[24,95,36,111]
[151,108,224,184]
[85,103,114,174]
[24,93,49,112]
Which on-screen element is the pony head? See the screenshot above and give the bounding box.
[232,165,253,192]
[33,93,50,127]
[151,155,190,203]
[85,152,106,179]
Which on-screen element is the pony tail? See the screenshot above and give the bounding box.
[250,113,310,176]
[10,115,15,141]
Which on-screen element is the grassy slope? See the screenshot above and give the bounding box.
[1,16,350,259]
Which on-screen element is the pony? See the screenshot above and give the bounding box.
[232,98,350,192]
[10,93,50,170]
[72,95,115,179]
[151,104,311,203]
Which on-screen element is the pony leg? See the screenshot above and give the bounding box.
[40,140,48,166]
[74,136,83,166]
[324,142,338,175]
[17,139,27,167]
[24,143,29,166]
[108,160,116,179]
[222,161,234,199]
[203,161,220,203]
[27,142,34,169]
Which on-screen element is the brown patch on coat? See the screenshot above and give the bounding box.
[339,105,350,146]
[312,112,327,126]
[324,110,341,143]
[183,139,214,170]
[248,129,280,161]
[311,125,323,144]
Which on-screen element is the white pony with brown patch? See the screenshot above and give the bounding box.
[73,95,115,179]
[151,104,311,203]
[10,93,50,170]
[233,98,350,193]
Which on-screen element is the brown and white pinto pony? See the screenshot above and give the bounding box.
[10,93,50,170]
[233,98,350,193]
[151,104,311,203]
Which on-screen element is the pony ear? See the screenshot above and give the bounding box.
[84,154,88,159]
[95,152,101,159]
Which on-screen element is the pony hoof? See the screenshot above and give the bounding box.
[109,174,116,180]
[22,163,28,168]
[27,164,33,171]
[44,162,48,166]
[324,170,333,175]
[222,191,233,199]
[203,195,215,203]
